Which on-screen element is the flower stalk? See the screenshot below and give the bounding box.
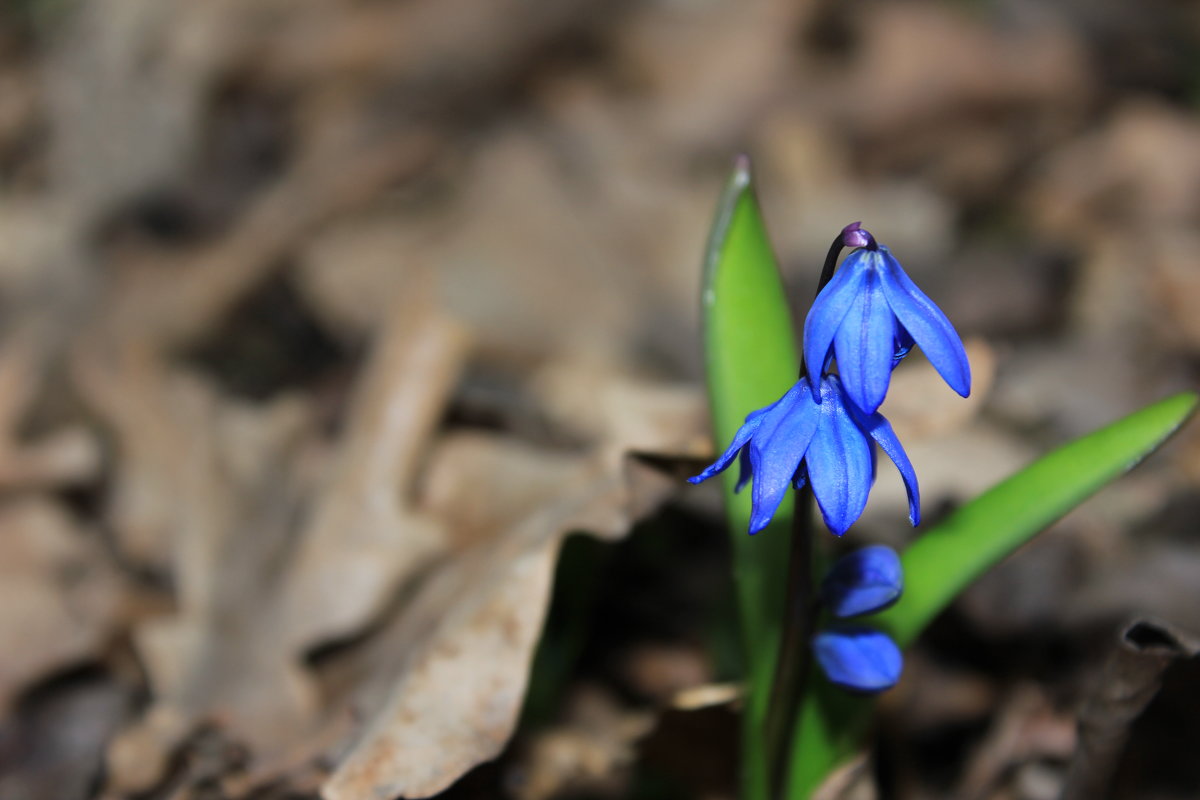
[764,226,854,798]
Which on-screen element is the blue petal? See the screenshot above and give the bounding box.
[847,400,921,526]
[812,627,903,692]
[877,247,970,398]
[687,413,763,484]
[820,544,903,618]
[805,377,874,536]
[803,252,870,400]
[734,446,753,493]
[747,380,820,534]
[832,268,896,414]
[688,390,786,485]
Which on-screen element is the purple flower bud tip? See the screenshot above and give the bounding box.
[841,221,875,250]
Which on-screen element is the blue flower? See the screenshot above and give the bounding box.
[812,544,905,692]
[819,544,903,619]
[812,627,902,692]
[803,239,971,415]
[688,374,919,536]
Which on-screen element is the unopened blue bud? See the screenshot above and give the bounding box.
[812,626,903,693]
[820,544,903,618]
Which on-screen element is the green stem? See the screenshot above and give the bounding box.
[765,488,816,798]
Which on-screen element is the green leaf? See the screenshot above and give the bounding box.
[881,391,1197,646]
[786,390,1199,798]
[700,157,799,800]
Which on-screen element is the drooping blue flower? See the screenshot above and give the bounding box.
[812,626,903,692]
[688,374,919,536]
[803,235,971,415]
[819,544,903,618]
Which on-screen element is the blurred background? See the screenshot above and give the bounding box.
[1,0,1199,798]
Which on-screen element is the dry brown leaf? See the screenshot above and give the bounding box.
[1062,620,1200,800]
[0,499,121,712]
[420,433,590,550]
[755,112,955,269]
[880,338,996,441]
[0,427,99,491]
[320,364,700,799]
[614,0,810,150]
[812,754,877,800]
[73,340,235,572]
[298,131,660,363]
[25,0,277,337]
[98,127,439,350]
[0,200,79,308]
[294,214,435,337]
[510,687,656,800]
[957,685,1074,800]
[1026,101,1200,240]
[986,336,1150,437]
[1020,105,1200,351]
[882,652,997,733]
[322,462,647,800]
[324,529,566,800]
[0,333,100,491]
[669,683,742,712]
[838,3,1090,140]
[806,2,1093,202]
[619,643,713,703]
[87,348,324,794]
[1147,230,1200,353]
[46,0,250,215]
[281,299,470,651]
[530,354,708,458]
[83,294,472,795]
[0,65,37,161]
[259,0,606,89]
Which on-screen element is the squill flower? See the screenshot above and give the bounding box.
[819,544,903,618]
[688,375,918,536]
[812,626,902,692]
[812,544,905,692]
[803,224,971,415]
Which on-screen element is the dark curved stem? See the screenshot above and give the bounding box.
[797,230,853,379]
[815,233,847,299]
[766,488,817,798]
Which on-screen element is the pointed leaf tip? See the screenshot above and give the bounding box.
[878,390,1200,650]
[697,147,799,797]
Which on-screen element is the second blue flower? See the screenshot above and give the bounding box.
[688,374,919,536]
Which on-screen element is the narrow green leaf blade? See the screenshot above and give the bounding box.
[787,391,1198,798]
[701,157,798,800]
[879,390,1198,646]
